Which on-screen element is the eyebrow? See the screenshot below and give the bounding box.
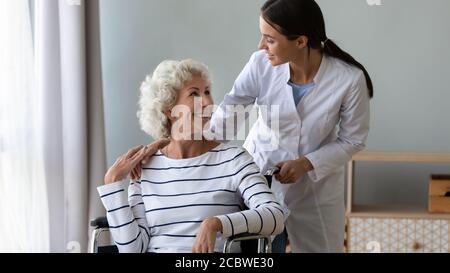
[188,87,210,91]
[262,34,275,39]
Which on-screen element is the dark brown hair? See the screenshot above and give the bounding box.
[261,0,373,98]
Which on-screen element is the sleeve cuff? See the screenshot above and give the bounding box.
[215,215,233,238]
[97,179,129,196]
[304,154,321,182]
[97,179,130,211]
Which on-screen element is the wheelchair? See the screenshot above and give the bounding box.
[90,167,280,253]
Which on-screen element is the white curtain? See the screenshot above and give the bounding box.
[35,0,107,252]
[0,0,50,252]
[0,0,106,252]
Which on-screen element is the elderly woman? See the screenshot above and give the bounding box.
[97,59,285,253]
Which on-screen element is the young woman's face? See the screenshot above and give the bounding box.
[258,16,302,66]
[167,75,214,140]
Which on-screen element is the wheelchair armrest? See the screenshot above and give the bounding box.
[90,216,109,228]
[89,216,117,253]
[223,233,272,253]
[227,233,269,242]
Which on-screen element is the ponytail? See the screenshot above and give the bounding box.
[323,39,373,98]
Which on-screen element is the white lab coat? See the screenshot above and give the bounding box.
[211,50,370,253]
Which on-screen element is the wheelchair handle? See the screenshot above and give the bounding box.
[264,166,280,176]
[90,217,109,228]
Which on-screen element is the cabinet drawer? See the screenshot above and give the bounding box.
[347,217,450,253]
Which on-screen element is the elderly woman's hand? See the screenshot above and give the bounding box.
[192,217,222,253]
[130,138,170,180]
[129,138,170,180]
[104,139,170,184]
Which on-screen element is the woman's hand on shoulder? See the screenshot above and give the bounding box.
[129,138,171,181]
[104,138,170,185]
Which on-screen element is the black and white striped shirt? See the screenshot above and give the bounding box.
[97,143,285,253]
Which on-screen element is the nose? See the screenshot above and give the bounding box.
[258,37,266,50]
[202,94,214,107]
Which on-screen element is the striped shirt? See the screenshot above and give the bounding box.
[97,143,285,253]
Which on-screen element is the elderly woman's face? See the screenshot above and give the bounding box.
[167,75,214,140]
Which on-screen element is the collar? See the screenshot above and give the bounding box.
[283,53,329,84]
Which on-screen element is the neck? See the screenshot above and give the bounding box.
[163,138,220,159]
[289,48,323,85]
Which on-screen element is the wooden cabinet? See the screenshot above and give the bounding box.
[345,152,450,253]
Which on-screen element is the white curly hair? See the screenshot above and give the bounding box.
[137,59,211,139]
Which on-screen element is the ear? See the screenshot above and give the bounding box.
[296,35,309,49]
[164,108,174,123]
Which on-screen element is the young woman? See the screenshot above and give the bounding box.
[211,0,372,253]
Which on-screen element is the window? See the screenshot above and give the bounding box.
[0,0,49,252]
